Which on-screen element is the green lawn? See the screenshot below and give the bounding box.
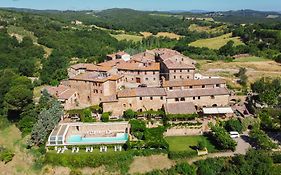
[233,56,270,62]
[165,135,217,152]
[189,33,244,50]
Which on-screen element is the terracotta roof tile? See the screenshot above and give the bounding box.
[118,87,166,98]
[164,102,197,114]
[117,62,160,71]
[166,87,229,98]
[45,85,77,100]
[70,72,123,82]
[163,78,226,87]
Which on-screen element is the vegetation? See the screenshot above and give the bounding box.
[145,162,196,175]
[0,146,14,164]
[251,78,281,107]
[196,150,275,175]
[224,119,243,133]
[189,33,243,50]
[210,124,237,151]
[249,127,277,150]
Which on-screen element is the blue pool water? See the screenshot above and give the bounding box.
[67,133,128,144]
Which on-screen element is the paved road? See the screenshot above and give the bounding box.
[188,133,251,164]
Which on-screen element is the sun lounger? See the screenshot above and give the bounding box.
[76,147,79,153]
[90,147,93,152]
[72,147,76,153]
[57,148,61,154]
[61,148,65,153]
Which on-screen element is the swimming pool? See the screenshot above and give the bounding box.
[66,133,129,145]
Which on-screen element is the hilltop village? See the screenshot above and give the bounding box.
[46,48,232,118]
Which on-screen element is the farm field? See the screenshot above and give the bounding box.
[189,33,244,49]
[110,34,143,42]
[156,32,183,40]
[197,59,281,84]
[233,56,270,62]
[165,136,217,152]
[188,24,227,34]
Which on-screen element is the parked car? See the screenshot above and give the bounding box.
[230,131,240,138]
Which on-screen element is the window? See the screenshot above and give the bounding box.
[198,96,201,100]
[187,76,190,79]
[129,104,132,107]
[145,78,149,81]
[193,97,195,100]
[169,87,173,90]
[180,97,185,101]
[180,76,182,79]
[216,84,220,87]
[174,70,176,73]
[132,78,134,81]
[175,98,179,101]
[150,97,153,100]
[211,95,215,99]
[188,69,190,72]
[145,71,147,75]
[160,96,163,100]
[180,70,182,72]
[140,97,143,100]
[202,85,205,88]
[174,76,176,79]
[189,86,193,89]
[123,104,126,107]
[100,90,103,93]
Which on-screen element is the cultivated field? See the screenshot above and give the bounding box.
[110,34,143,42]
[198,59,281,85]
[188,24,227,34]
[189,33,244,49]
[156,32,183,40]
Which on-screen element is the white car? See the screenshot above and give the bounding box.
[230,131,240,138]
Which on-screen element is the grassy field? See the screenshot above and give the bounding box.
[7,26,38,42]
[156,32,183,40]
[189,33,244,49]
[165,136,217,152]
[110,34,143,42]
[188,24,227,34]
[129,154,174,174]
[233,56,270,62]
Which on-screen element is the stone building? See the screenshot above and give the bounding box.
[44,85,79,110]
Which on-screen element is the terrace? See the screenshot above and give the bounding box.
[47,122,130,147]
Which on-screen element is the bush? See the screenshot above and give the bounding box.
[166,113,198,121]
[123,109,136,119]
[0,147,14,164]
[69,169,82,175]
[210,125,237,151]
[198,140,207,150]
[101,112,110,122]
[271,152,281,163]
[224,119,243,133]
[168,151,197,159]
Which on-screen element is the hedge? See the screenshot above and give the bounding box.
[167,113,198,121]
[44,149,166,174]
[168,151,197,160]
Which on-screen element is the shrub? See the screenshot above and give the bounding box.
[123,109,136,119]
[271,152,281,163]
[166,113,198,121]
[210,125,237,151]
[224,119,243,133]
[69,169,82,175]
[198,140,207,150]
[168,151,197,159]
[101,112,110,122]
[0,147,14,164]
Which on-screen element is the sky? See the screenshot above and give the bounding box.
[0,0,280,12]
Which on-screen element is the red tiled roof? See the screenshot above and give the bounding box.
[166,87,229,98]
[163,78,226,87]
[117,62,160,71]
[118,87,166,98]
[98,59,125,67]
[45,85,77,100]
[163,59,195,69]
[164,102,197,114]
[70,63,111,72]
[70,72,123,82]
